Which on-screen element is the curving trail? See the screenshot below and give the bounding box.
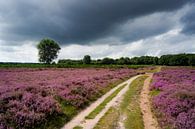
[62,75,141,129]
[140,73,160,129]
[62,73,161,129]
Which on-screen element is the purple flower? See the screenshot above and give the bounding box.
[0,68,137,128]
[151,67,195,129]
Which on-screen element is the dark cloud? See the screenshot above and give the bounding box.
[181,4,195,34]
[111,12,179,43]
[0,0,193,45]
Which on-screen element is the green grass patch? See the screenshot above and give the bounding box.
[60,103,78,117]
[55,96,78,119]
[36,96,79,129]
[99,78,128,94]
[37,114,68,129]
[73,126,83,129]
[150,89,161,97]
[94,107,119,129]
[120,76,148,129]
[85,84,127,119]
[138,66,162,74]
[0,62,147,69]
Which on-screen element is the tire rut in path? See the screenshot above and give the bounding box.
[140,74,160,129]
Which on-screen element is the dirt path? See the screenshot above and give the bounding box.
[140,74,160,129]
[62,75,141,129]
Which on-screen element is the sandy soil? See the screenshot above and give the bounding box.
[140,74,160,129]
[62,75,141,129]
[117,114,126,129]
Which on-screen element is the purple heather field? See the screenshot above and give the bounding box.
[0,68,137,128]
[151,67,195,129]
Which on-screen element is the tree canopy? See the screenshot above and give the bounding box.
[37,38,61,64]
[83,55,91,64]
[58,53,195,66]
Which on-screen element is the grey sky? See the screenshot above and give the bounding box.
[0,0,194,62]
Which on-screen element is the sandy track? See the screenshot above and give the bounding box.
[62,75,141,129]
[140,74,160,129]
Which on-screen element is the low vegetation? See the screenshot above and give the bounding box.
[0,68,137,129]
[151,67,195,129]
[0,62,148,69]
[73,126,83,129]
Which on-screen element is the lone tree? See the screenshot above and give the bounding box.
[83,55,91,64]
[37,38,61,64]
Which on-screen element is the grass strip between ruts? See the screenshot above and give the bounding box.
[121,75,148,129]
[85,83,127,119]
[93,107,119,129]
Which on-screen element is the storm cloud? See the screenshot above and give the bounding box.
[0,0,194,45]
[181,4,195,35]
[0,0,195,62]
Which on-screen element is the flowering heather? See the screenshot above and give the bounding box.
[0,68,137,128]
[151,67,195,129]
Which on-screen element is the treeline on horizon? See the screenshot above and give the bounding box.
[0,53,195,68]
[58,53,195,66]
